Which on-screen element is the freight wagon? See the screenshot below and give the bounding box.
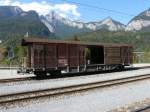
[21,38,133,77]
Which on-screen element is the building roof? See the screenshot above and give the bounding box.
[22,38,132,47]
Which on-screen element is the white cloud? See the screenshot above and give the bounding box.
[0,0,80,19]
[0,0,12,5]
[54,3,80,18]
[11,1,52,15]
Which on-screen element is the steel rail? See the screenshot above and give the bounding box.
[0,77,35,83]
[132,106,150,112]
[0,73,150,104]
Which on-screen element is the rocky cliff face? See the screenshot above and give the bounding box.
[41,12,125,37]
[126,8,150,31]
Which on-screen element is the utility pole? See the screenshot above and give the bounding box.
[51,10,56,33]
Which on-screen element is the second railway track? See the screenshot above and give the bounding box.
[0,73,150,105]
[0,77,34,83]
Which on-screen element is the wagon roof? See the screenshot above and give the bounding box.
[22,38,132,47]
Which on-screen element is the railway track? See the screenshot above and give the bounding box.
[0,66,149,84]
[0,77,35,84]
[0,73,150,105]
[133,105,150,112]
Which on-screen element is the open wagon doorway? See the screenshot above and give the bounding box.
[85,46,104,64]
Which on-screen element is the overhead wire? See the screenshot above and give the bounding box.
[58,0,135,25]
[63,0,135,17]
[61,0,147,30]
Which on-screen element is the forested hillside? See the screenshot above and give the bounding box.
[68,30,150,51]
[67,30,150,62]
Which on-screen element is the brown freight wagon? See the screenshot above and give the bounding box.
[21,38,133,77]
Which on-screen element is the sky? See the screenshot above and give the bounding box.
[0,0,150,24]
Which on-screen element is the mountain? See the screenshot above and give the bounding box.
[41,12,125,37]
[1,5,150,43]
[126,8,150,31]
[0,6,53,46]
[0,6,23,18]
[88,17,125,31]
[40,12,90,37]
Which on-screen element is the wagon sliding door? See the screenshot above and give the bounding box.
[32,44,57,69]
[104,47,121,65]
[57,43,68,67]
[33,44,45,69]
[68,44,79,67]
[121,46,133,65]
[79,46,85,66]
[45,44,57,69]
